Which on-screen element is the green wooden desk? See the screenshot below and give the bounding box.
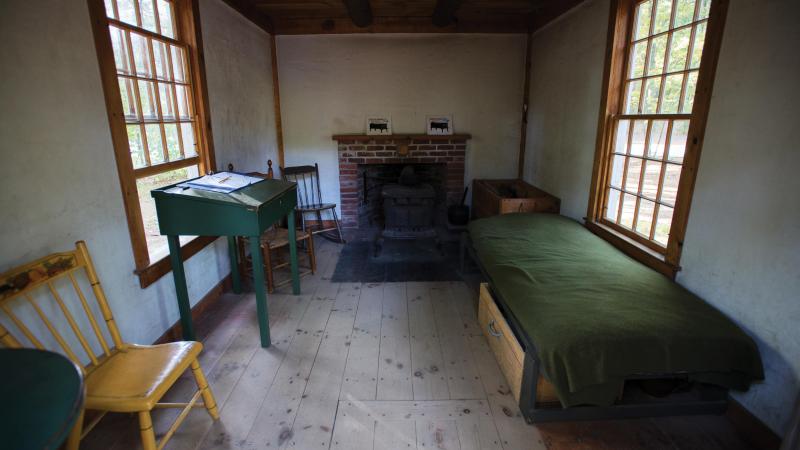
[152,176,299,348]
[0,348,84,450]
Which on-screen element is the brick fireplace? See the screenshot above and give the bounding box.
[334,134,470,228]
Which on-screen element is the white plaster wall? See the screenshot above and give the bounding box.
[522,0,800,435]
[277,34,526,209]
[0,0,271,345]
[523,0,609,220]
[200,0,279,173]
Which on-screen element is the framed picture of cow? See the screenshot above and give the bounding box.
[366,116,392,135]
[426,115,453,135]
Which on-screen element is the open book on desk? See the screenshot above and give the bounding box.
[177,172,264,194]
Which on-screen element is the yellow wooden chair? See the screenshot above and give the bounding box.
[0,241,219,450]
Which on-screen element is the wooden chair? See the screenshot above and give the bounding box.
[242,227,316,293]
[281,163,346,243]
[0,241,219,450]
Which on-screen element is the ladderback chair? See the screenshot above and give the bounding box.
[0,241,219,450]
[281,163,345,243]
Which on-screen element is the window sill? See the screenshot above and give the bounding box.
[134,236,219,289]
[584,220,680,279]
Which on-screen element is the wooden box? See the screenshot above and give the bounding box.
[472,179,560,219]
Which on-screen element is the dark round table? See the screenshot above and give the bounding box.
[0,348,84,450]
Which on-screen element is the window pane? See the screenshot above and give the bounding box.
[647,34,668,75]
[130,33,152,77]
[636,199,656,236]
[630,42,647,78]
[117,0,137,26]
[136,165,200,260]
[630,120,648,156]
[164,123,181,160]
[698,0,711,19]
[620,193,637,229]
[625,157,643,192]
[661,163,682,205]
[140,0,158,33]
[175,84,191,119]
[181,122,197,157]
[667,27,691,72]
[610,154,626,188]
[159,83,176,120]
[682,70,698,113]
[648,120,669,158]
[642,160,662,200]
[145,123,165,164]
[127,125,147,168]
[109,26,132,75]
[104,0,116,19]
[668,120,689,162]
[654,205,674,245]
[614,120,630,154]
[690,22,707,69]
[157,0,176,38]
[606,188,621,222]
[634,1,653,40]
[138,80,158,120]
[642,77,662,113]
[625,81,642,114]
[153,40,171,80]
[171,46,187,83]
[118,78,138,121]
[673,0,696,27]
[660,73,684,113]
[653,0,673,35]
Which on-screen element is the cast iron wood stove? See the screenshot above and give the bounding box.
[374,166,440,256]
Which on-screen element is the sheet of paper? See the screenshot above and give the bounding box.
[178,172,263,194]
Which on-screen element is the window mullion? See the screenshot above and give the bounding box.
[123,30,152,167]
[145,36,170,163]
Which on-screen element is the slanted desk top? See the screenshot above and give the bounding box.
[152,175,300,347]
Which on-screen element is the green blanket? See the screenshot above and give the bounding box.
[469,213,763,407]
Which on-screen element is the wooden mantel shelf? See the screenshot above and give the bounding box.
[332,133,471,142]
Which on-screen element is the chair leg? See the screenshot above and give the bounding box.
[191,359,219,420]
[138,411,157,450]
[263,245,275,294]
[307,234,316,274]
[65,408,84,450]
[332,208,345,243]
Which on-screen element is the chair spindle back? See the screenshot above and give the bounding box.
[0,241,124,373]
[281,164,323,209]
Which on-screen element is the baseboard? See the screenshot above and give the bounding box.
[726,397,782,450]
[154,273,232,344]
[302,219,337,229]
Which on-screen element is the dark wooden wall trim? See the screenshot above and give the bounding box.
[154,273,232,344]
[517,31,532,179]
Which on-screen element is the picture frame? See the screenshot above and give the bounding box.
[426,115,453,135]
[366,116,392,135]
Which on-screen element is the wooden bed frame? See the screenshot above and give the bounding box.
[461,233,729,423]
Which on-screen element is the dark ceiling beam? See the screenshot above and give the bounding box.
[220,0,275,34]
[432,0,463,27]
[342,0,373,28]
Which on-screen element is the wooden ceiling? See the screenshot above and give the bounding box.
[221,0,586,35]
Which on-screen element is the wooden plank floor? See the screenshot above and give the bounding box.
[81,240,756,450]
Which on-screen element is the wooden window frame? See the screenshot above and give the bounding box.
[586,0,728,278]
[88,0,217,288]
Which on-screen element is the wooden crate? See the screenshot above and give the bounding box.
[472,179,560,219]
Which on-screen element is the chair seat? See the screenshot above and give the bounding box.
[85,342,202,412]
[297,203,337,212]
[257,227,310,249]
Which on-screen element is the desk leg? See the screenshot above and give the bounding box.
[167,235,195,341]
[287,209,300,295]
[249,236,271,348]
[227,236,242,294]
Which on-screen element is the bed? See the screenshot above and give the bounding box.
[466,213,764,422]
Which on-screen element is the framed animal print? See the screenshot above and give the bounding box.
[426,115,453,135]
[366,116,392,135]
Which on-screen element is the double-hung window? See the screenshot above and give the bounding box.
[587,0,727,276]
[89,0,216,287]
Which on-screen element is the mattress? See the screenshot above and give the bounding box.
[468,213,764,407]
